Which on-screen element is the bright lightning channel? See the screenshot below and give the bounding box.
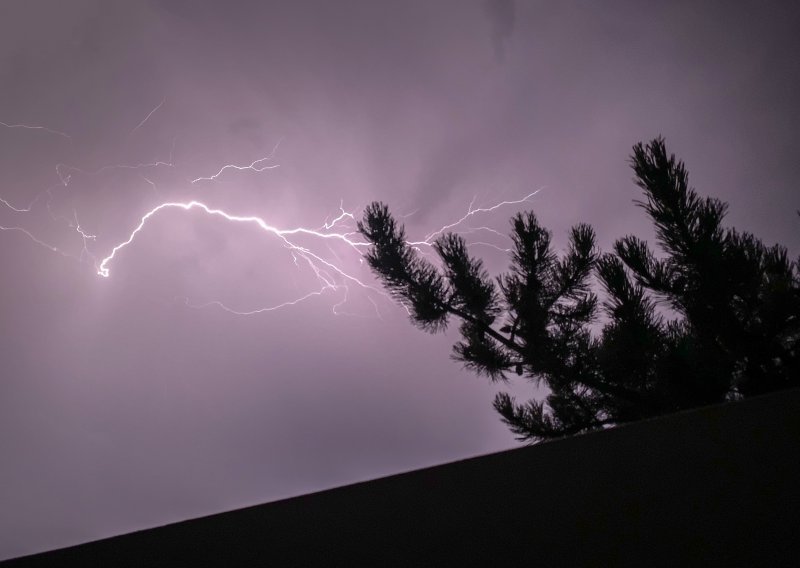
[94,200,377,314]
[94,189,540,315]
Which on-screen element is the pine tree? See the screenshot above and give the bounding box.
[358,138,800,443]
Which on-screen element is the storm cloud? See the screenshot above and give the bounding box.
[1,0,798,560]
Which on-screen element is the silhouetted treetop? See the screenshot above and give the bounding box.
[359,137,799,443]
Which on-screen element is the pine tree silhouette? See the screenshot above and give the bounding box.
[358,138,799,443]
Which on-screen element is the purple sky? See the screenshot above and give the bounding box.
[1,0,798,559]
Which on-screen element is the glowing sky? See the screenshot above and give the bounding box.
[1,0,798,559]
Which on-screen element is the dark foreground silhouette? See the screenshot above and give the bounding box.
[5,389,799,567]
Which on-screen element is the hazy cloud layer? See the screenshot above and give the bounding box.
[1,0,798,559]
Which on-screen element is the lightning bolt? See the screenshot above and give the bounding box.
[93,189,538,315]
[421,189,543,243]
[0,119,76,255]
[1,121,71,141]
[189,156,278,184]
[72,209,97,264]
[140,175,161,196]
[190,140,281,184]
[56,157,174,186]
[180,289,334,315]
[95,200,374,278]
[130,98,166,135]
[92,199,384,315]
[55,136,178,185]
[319,200,356,230]
[0,224,62,254]
[1,195,40,213]
[2,105,542,319]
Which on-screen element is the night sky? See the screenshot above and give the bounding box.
[1,0,798,559]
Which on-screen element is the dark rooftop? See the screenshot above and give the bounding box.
[5,388,799,567]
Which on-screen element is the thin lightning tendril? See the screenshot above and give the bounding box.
[419,189,543,244]
[190,140,282,184]
[130,98,166,135]
[319,200,356,230]
[56,136,178,185]
[180,288,333,315]
[1,195,39,213]
[0,224,62,254]
[189,156,279,184]
[1,121,71,141]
